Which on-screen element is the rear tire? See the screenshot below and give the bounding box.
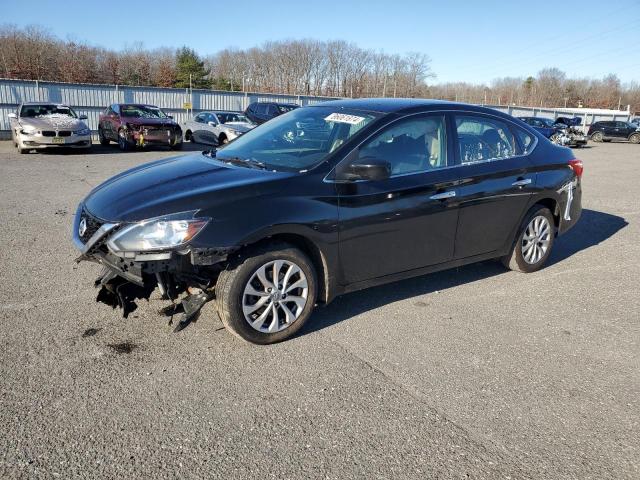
[591,131,603,142]
[629,133,640,144]
[218,134,228,146]
[502,206,555,273]
[185,130,193,142]
[215,243,317,344]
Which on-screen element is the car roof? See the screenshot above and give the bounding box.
[307,98,519,118]
[117,103,161,108]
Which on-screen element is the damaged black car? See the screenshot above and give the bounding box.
[73,99,582,344]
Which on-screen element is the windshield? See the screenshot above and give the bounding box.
[277,105,299,113]
[217,113,250,124]
[121,105,168,118]
[214,106,379,171]
[539,118,555,127]
[20,104,77,118]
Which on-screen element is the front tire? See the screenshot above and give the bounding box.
[215,244,317,344]
[98,127,110,146]
[502,206,555,273]
[629,133,640,144]
[118,129,132,151]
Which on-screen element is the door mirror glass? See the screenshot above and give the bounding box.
[208,121,218,127]
[343,157,391,181]
[79,114,88,120]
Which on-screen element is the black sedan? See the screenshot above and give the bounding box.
[72,99,583,344]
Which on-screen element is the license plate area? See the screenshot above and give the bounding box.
[52,137,65,144]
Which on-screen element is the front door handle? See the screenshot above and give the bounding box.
[512,178,532,187]
[429,191,456,200]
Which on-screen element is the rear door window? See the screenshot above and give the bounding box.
[455,115,517,163]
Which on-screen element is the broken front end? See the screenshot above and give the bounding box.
[73,205,232,330]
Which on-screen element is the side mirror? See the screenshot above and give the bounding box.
[167,115,173,119]
[79,114,88,120]
[208,121,218,127]
[340,157,391,182]
[7,113,16,119]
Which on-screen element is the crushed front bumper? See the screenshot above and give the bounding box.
[73,205,230,327]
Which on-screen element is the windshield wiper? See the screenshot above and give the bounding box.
[222,156,267,170]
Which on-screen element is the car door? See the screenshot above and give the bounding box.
[191,113,207,143]
[451,113,535,259]
[615,121,631,139]
[336,113,460,284]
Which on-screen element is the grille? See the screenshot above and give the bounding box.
[41,131,72,137]
[79,208,104,243]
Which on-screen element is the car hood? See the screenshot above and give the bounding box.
[121,117,178,127]
[83,153,292,222]
[223,122,255,132]
[20,115,86,131]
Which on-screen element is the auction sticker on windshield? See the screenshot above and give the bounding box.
[324,113,366,125]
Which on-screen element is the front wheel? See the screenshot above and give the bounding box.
[549,133,561,144]
[98,127,110,146]
[502,206,555,273]
[118,129,132,151]
[629,133,640,144]
[215,244,317,344]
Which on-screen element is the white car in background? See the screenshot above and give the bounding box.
[8,102,92,154]
[182,111,255,146]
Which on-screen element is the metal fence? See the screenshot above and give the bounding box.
[0,78,339,135]
[1,78,633,137]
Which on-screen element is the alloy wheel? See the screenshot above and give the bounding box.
[242,259,309,333]
[521,215,552,264]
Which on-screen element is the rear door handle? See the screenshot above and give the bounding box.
[512,178,532,187]
[429,191,456,200]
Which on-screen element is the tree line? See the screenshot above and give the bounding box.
[1,25,638,112]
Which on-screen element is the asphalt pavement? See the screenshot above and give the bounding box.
[0,140,638,479]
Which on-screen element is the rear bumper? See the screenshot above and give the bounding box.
[558,179,582,235]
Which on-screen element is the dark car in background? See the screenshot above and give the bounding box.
[244,101,299,125]
[518,116,587,147]
[98,104,183,151]
[588,121,640,144]
[73,99,583,344]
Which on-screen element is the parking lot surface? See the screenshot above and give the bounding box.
[0,140,638,479]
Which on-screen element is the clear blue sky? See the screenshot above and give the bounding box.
[2,0,639,84]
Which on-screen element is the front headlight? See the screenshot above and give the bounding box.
[107,211,210,253]
[74,127,91,136]
[20,125,38,135]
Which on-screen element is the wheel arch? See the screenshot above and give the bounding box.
[233,232,331,304]
[532,197,560,230]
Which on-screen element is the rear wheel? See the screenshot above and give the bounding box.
[629,133,640,144]
[591,131,603,142]
[549,133,561,144]
[215,244,317,344]
[184,130,193,142]
[218,134,228,146]
[502,206,555,273]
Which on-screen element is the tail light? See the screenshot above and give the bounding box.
[568,159,583,179]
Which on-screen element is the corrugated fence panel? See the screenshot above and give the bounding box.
[0,79,339,137]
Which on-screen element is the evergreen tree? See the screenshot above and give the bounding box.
[174,47,210,89]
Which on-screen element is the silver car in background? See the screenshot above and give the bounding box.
[8,102,92,154]
[182,111,255,146]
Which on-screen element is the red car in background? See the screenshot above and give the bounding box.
[98,103,183,151]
